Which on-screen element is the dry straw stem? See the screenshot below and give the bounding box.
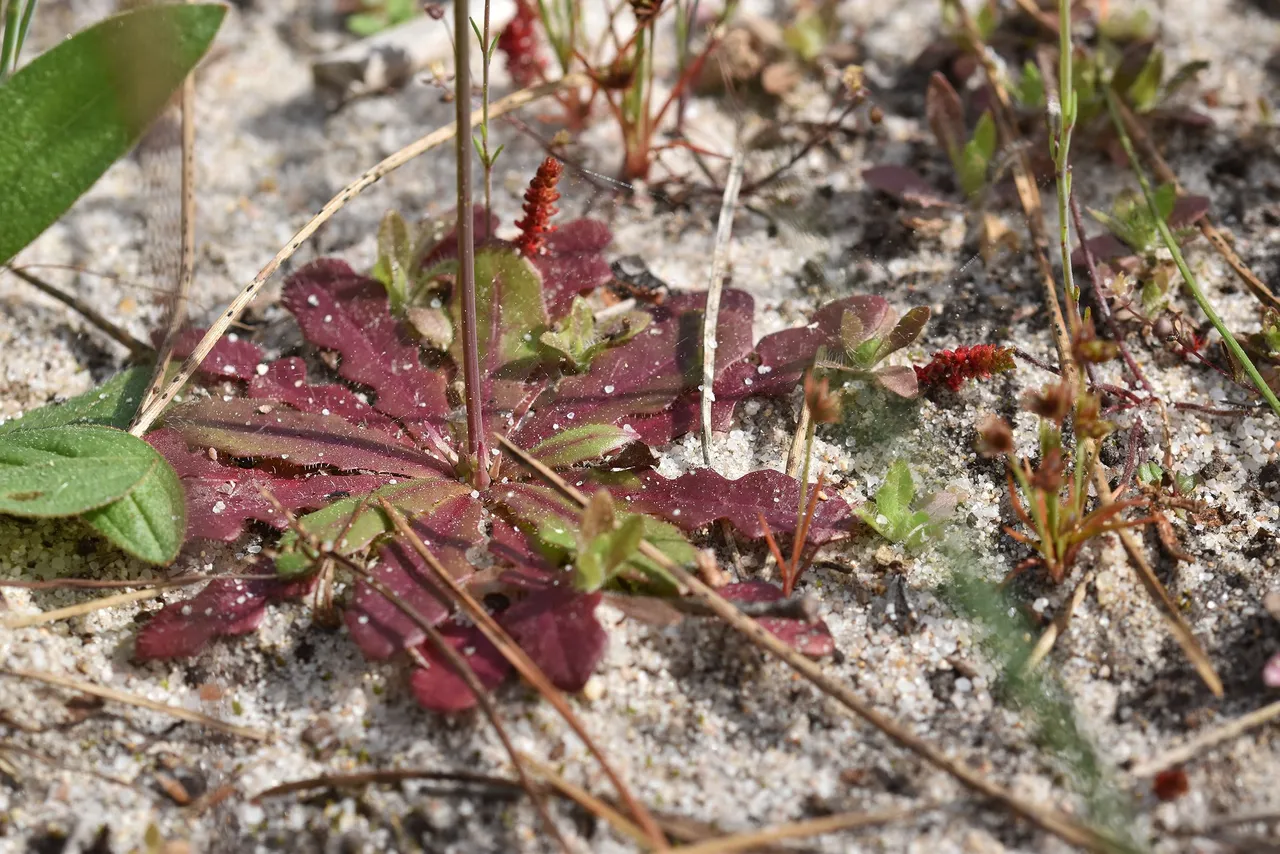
[254,768,526,802]
[1111,98,1280,313]
[128,72,590,435]
[1023,570,1092,673]
[0,586,165,629]
[376,496,671,851]
[5,265,151,356]
[0,666,267,741]
[699,146,746,466]
[519,752,651,849]
[493,434,1122,853]
[670,803,937,854]
[954,2,1223,697]
[136,70,198,422]
[1129,699,1280,777]
[1092,468,1222,696]
[261,491,569,851]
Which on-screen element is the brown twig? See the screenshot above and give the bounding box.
[1112,98,1280,313]
[0,667,266,741]
[1023,571,1092,672]
[376,495,670,851]
[1,587,166,629]
[493,433,1121,852]
[127,73,590,435]
[1129,700,1280,777]
[254,768,524,801]
[5,266,151,357]
[0,574,276,590]
[670,802,938,854]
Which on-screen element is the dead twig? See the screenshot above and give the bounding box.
[670,803,938,854]
[254,769,524,802]
[1023,571,1092,673]
[700,146,746,466]
[129,72,590,435]
[0,667,266,741]
[1,587,166,629]
[5,266,151,357]
[377,496,670,851]
[1129,700,1280,777]
[494,433,1124,853]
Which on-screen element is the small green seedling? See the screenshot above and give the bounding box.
[856,459,953,551]
[925,72,997,201]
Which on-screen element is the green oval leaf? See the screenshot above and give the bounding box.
[82,450,186,565]
[0,425,155,516]
[0,366,151,434]
[0,4,226,263]
[528,424,634,469]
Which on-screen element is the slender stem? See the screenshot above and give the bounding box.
[1052,0,1079,331]
[796,415,815,531]
[480,0,493,239]
[1104,87,1280,418]
[7,265,151,356]
[455,0,490,487]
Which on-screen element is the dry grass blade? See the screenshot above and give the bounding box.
[1129,699,1280,777]
[0,574,276,590]
[136,70,198,422]
[0,742,146,794]
[1111,98,1280,313]
[1,587,166,629]
[5,266,151,356]
[1024,571,1092,673]
[952,0,1223,697]
[493,434,1122,853]
[376,496,671,851]
[254,769,524,802]
[259,491,570,852]
[699,146,746,466]
[128,72,589,435]
[0,667,267,741]
[519,752,650,849]
[669,803,937,854]
[1092,471,1222,696]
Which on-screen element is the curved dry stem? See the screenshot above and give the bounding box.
[128,72,590,435]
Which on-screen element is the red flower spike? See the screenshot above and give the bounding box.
[497,0,546,90]
[914,345,1016,392]
[514,157,563,258]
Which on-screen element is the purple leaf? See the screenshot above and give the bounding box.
[165,328,266,383]
[418,206,502,269]
[346,492,484,660]
[609,468,853,546]
[1070,233,1133,267]
[499,588,606,692]
[875,364,920,398]
[720,580,835,658]
[1168,195,1211,229]
[531,219,614,319]
[135,572,315,660]
[408,620,511,712]
[490,518,562,591]
[516,291,755,447]
[862,165,953,208]
[146,428,389,541]
[163,398,448,478]
[926,71,966,164]
[247,357,403,436]
[281,259,450,424]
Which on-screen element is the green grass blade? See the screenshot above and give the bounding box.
[1104,87,1280,419]
[0,3,225,263]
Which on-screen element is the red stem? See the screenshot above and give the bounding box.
[455,0,489,489]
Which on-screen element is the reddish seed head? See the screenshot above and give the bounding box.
[497,0,546,90]
[514,157,564,258]
[913,344,1016,392]
[1152,768,1190,802]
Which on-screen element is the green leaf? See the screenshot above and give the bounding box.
[1016,60,1044,107]
[972,112,997,162]
[1152,183,1177,224]
[0,4,226,264]
[275,477,469,576]
[856,460,922,545]
[1161,60,1209,101]
[0,425,156,517]
[346,12,388,36]
[371,210,413,312]
[447,247,549,374]
[540,296,599,369]
[1136,461,1162,486]
[1126,49,1164,113]
[0,366,151,434]
[82,450,185,564]
[528,424,634,469]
